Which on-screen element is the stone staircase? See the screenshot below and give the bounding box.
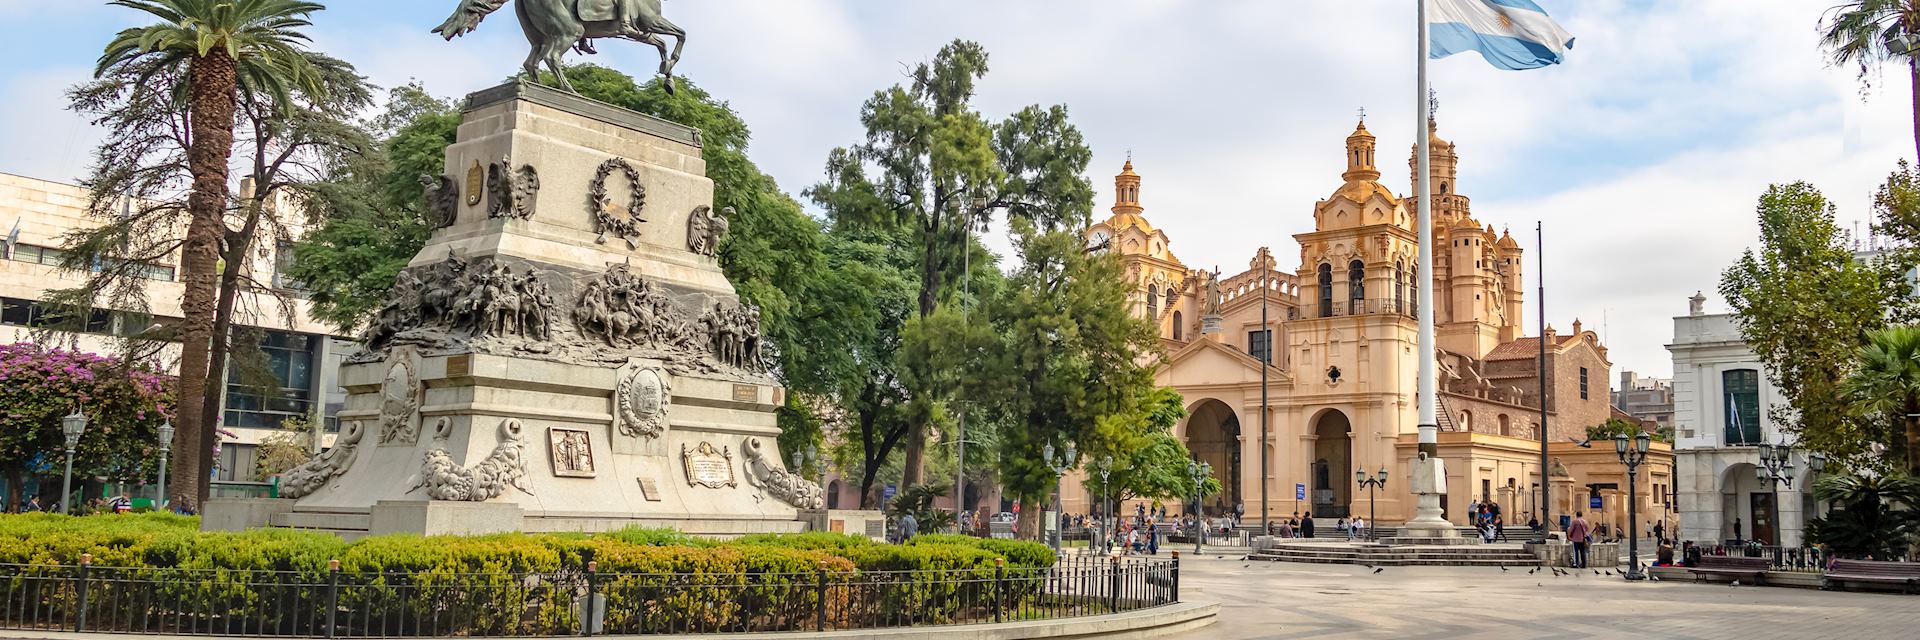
[1250,541,1541,567]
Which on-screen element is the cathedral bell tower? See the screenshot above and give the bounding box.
[1344,121,1381,183]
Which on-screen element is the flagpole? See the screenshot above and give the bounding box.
[1405,0,1454,536]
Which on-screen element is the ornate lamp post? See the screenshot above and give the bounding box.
[1187,460,1213,553]
[1356,467,1388,541]
[1092,455,1113,553]
[156,421,174,512]
[1755,441,1797,546]
[1615,432,1652,581]
[1042,442,1076,554]
[60,410,89,515]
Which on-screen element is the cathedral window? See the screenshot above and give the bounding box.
[1498,414,1511,437]
[1348,260,1365,311]
[1248,329,1273,363]
[1173,311,1184,340]
[1147,284,1159,320]
[1579,367,1589,399]
[1317,263,1333,317]
[1394,261,1407,315]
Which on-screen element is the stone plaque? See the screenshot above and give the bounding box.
[864,519,885,539]
[464,159,484,206]
[731,384,758,403]
[636,477,662,501]
[681,441,736,489]
[830,519,845,533]
[548,427,595,478]
[616,366,670,439]
[446,354,471,377]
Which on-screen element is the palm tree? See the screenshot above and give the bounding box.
[1804,472,1920,560]
[1844,325,1920,474]
[1822,1,1920,163]
[96,0,324,509]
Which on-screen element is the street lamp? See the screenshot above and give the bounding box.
[1042,442,1076,554]
[1755,441,1797,546]
[1092,455,1113,553]
[156,421,174,512]
[1356,467,1388,542]
[1187,460,1213,553]
[60,410,88,515]
[1615,432,1652,581]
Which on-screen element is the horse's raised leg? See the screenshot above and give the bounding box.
[542,39,575,92]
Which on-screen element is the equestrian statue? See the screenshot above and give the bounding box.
[433,0,687,94]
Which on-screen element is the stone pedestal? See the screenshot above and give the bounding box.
[200,498,295,532]
[1401,454,1456,538]
[246,82,818,538]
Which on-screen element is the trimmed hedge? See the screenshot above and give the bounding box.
[0,513,1057,633]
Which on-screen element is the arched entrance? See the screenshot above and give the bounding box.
[1311,409,1352,518]
[1185,399,1242,517]
[1720,462,1772,544]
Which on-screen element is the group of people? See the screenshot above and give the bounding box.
[1468,499,1509,543]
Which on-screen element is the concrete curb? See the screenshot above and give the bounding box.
[0,600,1219,640]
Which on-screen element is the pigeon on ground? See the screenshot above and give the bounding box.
[1536,582,1544,587]
[1730,580,1740,587]
[1243,564,1250,568]
[1594,570,1601,575]
[1605,570,1614,576]
[1528,568,1537,574]
[1373,567,1385,574]
[1500,567,1509,572]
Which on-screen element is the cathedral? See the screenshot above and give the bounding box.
[1070,118,1673,531]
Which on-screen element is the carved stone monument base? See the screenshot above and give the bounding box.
[231,82,817,538]
[1401,453,1457,538]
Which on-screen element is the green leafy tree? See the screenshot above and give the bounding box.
[1082,388,1221,508]
[957,219,1158,539]
[808,40,1095,490]
[1584,417,1672,445]
[90,0,337,509]
[1821,1,1920,162]
[1844,326,1920,473]
[1721,182,1915,469]
[1805,472,1920,560]
[254,414,316,479]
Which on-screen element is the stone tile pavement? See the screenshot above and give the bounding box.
[1174,553,1918,639]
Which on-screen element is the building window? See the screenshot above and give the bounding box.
[1498,414,1511,437]
[224,330,318,430]
[1248,329,1272,364]
[1146,284,1159,320]
[9,243,173,281]
[1579,367,1589,399]
[1317,263,1333,317]
[1723,368,1762,445]
[273,241,305,291]
[1172,311,1183,340]
[1459,410,1473,432]
[1348,260,1365,311]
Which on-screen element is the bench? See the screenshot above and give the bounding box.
[1823,559,1920,594]
[1688,555,1770,584]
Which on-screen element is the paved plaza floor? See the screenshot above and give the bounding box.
[1175,553,1919,639]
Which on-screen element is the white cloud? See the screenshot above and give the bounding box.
[0,0,1910,381]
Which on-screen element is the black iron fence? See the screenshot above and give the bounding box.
[0,554,1179,637]
[1681,543,1827,574]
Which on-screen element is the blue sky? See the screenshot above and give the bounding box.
[0,0,1910,380]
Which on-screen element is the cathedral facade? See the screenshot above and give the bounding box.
[1071,119,1672,530]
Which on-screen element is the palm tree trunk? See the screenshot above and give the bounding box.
[172,51,241,510]
[197,202,264,482]
[1910,57,1920,166]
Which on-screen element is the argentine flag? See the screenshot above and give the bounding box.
[1429,0,1574,70]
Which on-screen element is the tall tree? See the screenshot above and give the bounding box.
[1844,326,1920,473]
[90,0,326,509]
[1822,1,1920,162]
[809,40,1095,490]
[1080,388,1219,511]
[1721,182,1913,469]
[955,219,1159,539]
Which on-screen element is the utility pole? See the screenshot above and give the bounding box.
[1536,221,1550,539]
[1260,256,1270,532]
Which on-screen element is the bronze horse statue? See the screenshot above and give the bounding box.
[434,0,686,93]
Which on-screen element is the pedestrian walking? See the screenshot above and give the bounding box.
[1300,513,1316,539]
[1566,512,1592,569]
[899,511,919,544]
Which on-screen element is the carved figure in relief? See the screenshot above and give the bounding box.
[407,418,534,501]
[686,205,732,256]
[741,437,823,509]
[281,421,365,499]
[378,361,421,445]
[420,174,460,229]
[487,156,540,220]
[701,301,764,370]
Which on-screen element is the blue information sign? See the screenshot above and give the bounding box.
[1589,495,1603,509]
[1295,483,1306,500]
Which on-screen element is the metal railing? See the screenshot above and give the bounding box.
[0,554,1180,637]
[1681,543,1827,574]
[1307,298,1418,320]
